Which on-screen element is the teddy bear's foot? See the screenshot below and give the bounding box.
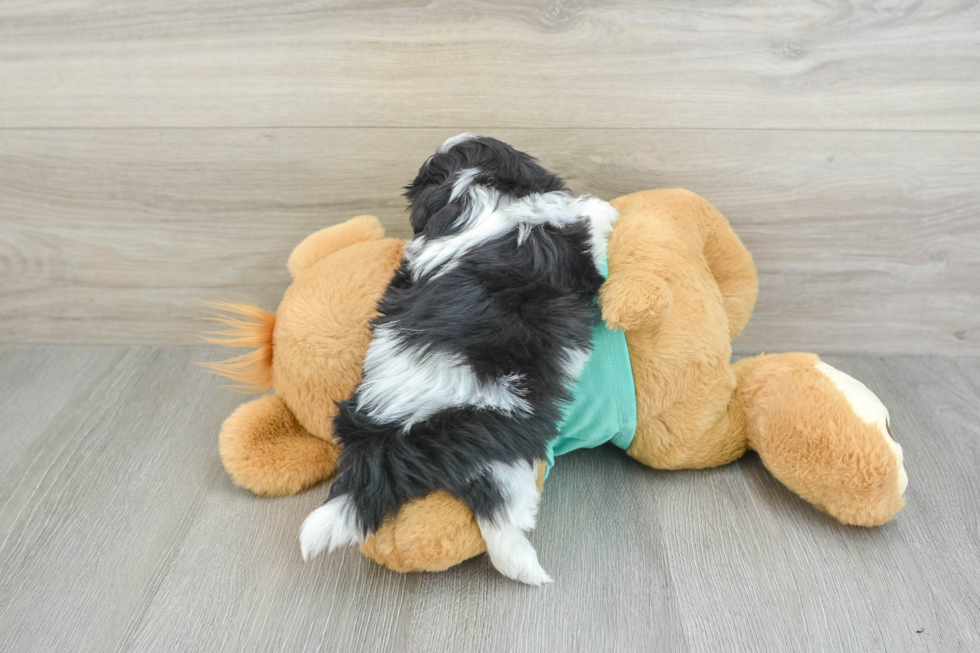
[734,353,907,526]
[219,395,339,497]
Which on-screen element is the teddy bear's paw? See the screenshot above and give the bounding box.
[738,353,909,527]
[300,493,360,561]
[599,273,673,331]
[815,361,908,499]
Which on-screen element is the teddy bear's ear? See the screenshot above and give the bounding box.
[287,215,386,279]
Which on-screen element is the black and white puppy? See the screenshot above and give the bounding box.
[299,134,618,584]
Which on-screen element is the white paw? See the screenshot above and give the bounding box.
[299,494,359,562]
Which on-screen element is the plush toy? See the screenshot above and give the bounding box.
[207,189,908,573]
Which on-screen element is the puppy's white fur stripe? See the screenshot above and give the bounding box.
[405,186,619,282]
[476,460,552,586]
[579,195,618,269]
[300,493,360,561]
[438,132,478,153]
[560,347,590,384]
[356,323,532,428]
[450,167,480,201]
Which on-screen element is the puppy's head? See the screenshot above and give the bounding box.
[404,134,567,238]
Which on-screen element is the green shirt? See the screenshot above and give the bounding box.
[545,263,637,476]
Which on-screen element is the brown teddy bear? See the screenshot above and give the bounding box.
[206,189,908,573]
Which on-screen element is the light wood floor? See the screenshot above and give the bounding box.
[0,346,977,652]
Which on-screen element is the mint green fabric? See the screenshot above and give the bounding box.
[544,262,637,476]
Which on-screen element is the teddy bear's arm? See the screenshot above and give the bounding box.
[607,189,758,338]
[287,215,386,278]
[599,198,676,331]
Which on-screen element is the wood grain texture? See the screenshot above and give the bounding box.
[0,0,978,130]
[1,346,978,652]
[1,128,977,353]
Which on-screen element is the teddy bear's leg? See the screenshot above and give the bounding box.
[219,395,339,497]
[287,215,385,278]
[733,353,908,526]
[358,463,547,572]
[625,357,751,470]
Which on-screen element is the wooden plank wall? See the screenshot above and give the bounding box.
[1,1,978,354]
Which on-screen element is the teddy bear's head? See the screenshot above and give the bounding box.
[206,216,405,443]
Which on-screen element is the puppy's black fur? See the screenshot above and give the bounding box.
[325,136,605,535]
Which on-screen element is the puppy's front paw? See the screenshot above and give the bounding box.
[299,494,360,561]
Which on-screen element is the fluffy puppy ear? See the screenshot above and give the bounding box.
[404,177,461,237]
[404,146,469,237]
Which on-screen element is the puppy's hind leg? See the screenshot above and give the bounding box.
[300,407,400,562]
[474,460,552,586]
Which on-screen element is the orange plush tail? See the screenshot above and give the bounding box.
[200,302,276,393]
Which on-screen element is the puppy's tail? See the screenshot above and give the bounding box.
[199,302,276,394]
